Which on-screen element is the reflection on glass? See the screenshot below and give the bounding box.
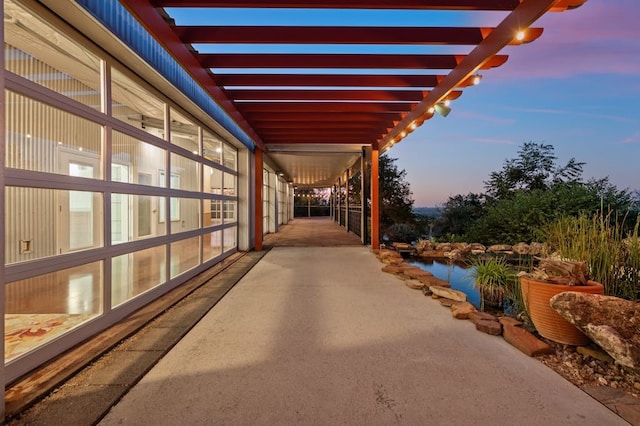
[223,172,236,196]
[4,1,101,109]
[6,91,103,176]
[223,200,237,224]
[204,165,222,195]
[5,261,103,362]
[112,67,165,136]
[111,194,166,244]
[112,245,166,307]
[170,108,198,152]
[203,230,222,262]
[203,131,222,164]
[169,198,200,233]
[112,131,166,186]
[5,187,104,264]
[223,144,237,171]
[171,153,199,191]
[209,200,222,226]
[171,236,200,278]
[223,227,237,253]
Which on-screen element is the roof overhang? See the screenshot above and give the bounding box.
[119,0,587,187]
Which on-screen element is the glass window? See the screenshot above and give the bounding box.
[112,245,166,307]
[204,165,223,195]
[170,153,200,192]
[168,198,200,233]
[203,230,222,262]
[112,67,165,138]
[170,236,200,278]
[223,200,237,224]
[209,200,222,226]
[223,227,237,253]
[112,131,166,187]
[203,131,222,164]
[223,172,237,196]
[5,187,104,264]
[223,144,237,171]
[111,194,166,244]
[5,261,103,362]
[4,0,102,110]
[170,108,198,153]
[6,91,103,177]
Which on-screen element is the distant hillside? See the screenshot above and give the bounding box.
[413,207,441,217]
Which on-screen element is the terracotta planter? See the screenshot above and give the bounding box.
[520,277,604,345]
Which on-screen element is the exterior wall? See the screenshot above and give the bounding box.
[1,0,254,386]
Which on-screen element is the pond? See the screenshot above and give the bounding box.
[407,258,481,309]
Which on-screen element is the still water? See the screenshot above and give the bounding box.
[407,258,481,309]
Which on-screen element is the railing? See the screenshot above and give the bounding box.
[294,205,330,217]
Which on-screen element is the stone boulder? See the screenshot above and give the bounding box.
[415,239,434,254]
[419,249,446,258]
[429,285,467,302]
[469,243,486,254]
[451,302,477,319]
[435,242,452,252]
[443,249,462,260]
[512,242,530,255]
[550,292,640,372]
[405,279,426,290]
[487,244,513,253]
[452,242,471,253]
[529,242,545,256]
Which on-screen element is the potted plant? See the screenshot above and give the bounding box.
[519,258,604,345]
[468,256,514,312]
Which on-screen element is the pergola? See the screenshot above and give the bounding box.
[120,0,586,249]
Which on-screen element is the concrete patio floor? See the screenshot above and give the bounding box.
[98,243,625,425]
[8,218,632,425]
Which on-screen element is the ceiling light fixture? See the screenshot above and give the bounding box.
[516,30,526,41]
[472,74,482,85]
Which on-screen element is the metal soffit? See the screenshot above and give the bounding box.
[120,0,586,186]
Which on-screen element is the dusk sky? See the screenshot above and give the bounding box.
[170,1,640,207]
[390,0,640,206]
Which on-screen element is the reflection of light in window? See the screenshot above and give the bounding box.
[68,273,93,314]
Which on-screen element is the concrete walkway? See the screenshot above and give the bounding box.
[264,217,363,246]
[99,246,625,425]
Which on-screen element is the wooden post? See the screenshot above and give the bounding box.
[254,147,263,251]
[371,142,380,250]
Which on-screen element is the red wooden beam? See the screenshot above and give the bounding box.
[197,53,508,70]
[228,89,427,102]
[243,112,403,122]
[176,26,491,45]
[217,74,442,87]
[252,121,390,129]
[151,0,522,11]
[236,102,414,113]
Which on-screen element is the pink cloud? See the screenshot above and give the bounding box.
[491,1,640,79]
[616,131,640,145]
[454,110,514,124]
[503,106,636,123]
[470,137,515,145]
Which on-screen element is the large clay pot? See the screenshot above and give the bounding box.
[520,277,604,345]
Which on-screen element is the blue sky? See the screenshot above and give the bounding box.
[169,1,640,206]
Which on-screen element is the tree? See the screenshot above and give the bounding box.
[346,154,417,243]
[378,154,416,233]
[435,193,486,239]
[484,142,584,200]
